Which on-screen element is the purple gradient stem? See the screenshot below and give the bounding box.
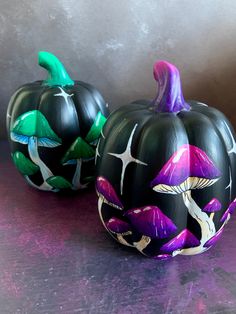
[152,61,190,114]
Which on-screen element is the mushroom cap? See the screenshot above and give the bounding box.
[160,229,200,253]
[61,137,95,164]
[12,151,39,176]
[46,176,73,189]
[106,217,131,234]
[220,198,236,223]
[11,110,62,147]
[203,198,222,213]
[124,206,177,239]
[220,208,230,223]
[85,111,107,143]
[151,144,221,194]
[203,228,224,248]
[96,176,123,210]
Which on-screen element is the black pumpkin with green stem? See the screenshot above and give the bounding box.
[7,51,109,191]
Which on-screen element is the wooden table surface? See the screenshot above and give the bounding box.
[1,140,236,314]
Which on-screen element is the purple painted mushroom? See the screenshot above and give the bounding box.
[124,205,177,253]
[151,144,221,254]
[106,217,133,247]
[96,176,123,230]
[203,198,222,220]
[96,176,123,210]
[220,198,236,223]
[205,198,236,248]
[160,229,200,256]
[203,228,224,248]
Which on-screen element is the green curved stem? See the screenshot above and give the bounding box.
[38,51,74,87]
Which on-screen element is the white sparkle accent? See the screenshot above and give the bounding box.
[7,113,11,118]
[108,124,147,194]
[224,123,236,154]
[225,166,232,200]
[95,138,101,165]
[54,87,74,105]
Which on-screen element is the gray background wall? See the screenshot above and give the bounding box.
[0,0,236,139]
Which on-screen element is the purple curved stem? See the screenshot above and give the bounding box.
[152,61,190,114]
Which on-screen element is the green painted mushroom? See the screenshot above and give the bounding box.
[12,151,40,189]
[61,137,95,189]
[10,110,62,190]
[85,111,107,144]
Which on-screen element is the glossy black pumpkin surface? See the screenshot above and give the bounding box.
[96,61,236,258]
[7,52,109,192]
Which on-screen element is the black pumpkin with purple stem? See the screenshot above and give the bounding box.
[96,60,236,258]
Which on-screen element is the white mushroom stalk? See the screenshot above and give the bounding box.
[133,236,151,254]
[116,232,133,247]
[28,137,56,191]
[71,159,88,190]
[181,190,215,254]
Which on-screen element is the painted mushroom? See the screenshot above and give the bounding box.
[61,137,95,189]
[85,111,107,145]
[220,198,236,223]
[203,198,222,220]
[106,217,133,247]
[203,228,224,248]
[10,110,62,190]
[12,151,40,189]
[160,229,200,256]
[96,176,124,230]
[204,198,236,249]
[151,144,221,254]
[124,205,177,253]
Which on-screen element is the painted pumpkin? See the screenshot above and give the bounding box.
[96,60,236,258]
[7,52,109,191]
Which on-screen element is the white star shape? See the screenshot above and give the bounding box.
[108,123,147,194]
[54,87,74,105]
[224,123,236,154]
[225,166,232,200]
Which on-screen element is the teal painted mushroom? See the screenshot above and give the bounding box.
[11,110,62,190]
[61,137,95,189]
